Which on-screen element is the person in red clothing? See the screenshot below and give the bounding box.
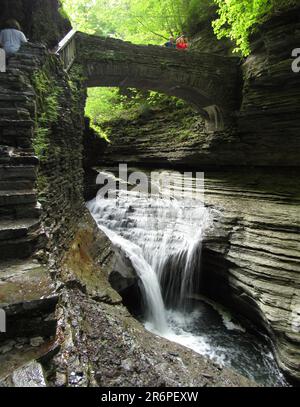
[176,35,188,50]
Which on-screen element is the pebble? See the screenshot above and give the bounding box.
[30,337,44,347]
[202,373,213,379]
[56,372,67,387]
[0,344,14,354]
[121,359,134,371]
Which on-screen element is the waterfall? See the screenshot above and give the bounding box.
[98,225,168,333]
[87,169,212,332]
[86,169,288,386]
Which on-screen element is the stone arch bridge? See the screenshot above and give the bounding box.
[57,30,240,127]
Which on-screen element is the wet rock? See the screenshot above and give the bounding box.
[45,217,258,388]
[30,337,44,347]
[55,372,67,387]
[0,361,46,387]
[11,361,46,387]
[121,359,134,372]
[201,170,300,382]
[0,340,15,354]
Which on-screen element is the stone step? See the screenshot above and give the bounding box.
[0,148,36,189]
[0,359,48,387]
[0,219,39,241]
[0,259,57,342]
[0,166,36,181]
[0,190,37,207]
[0,202,41,221]
[0,108,30,120]
[0,119,33,128]
[0,146,35,155]
[0,94,29,102]
[0,258,56,307]
[0,88,34,98]
[0,77,25,90]
[0,135,33,149]
[0,179,35,191]
[0,155,38,166]
[7,65,35,74]
[0,119,34,148]
[0,98,29,110]
[0,234,39,261]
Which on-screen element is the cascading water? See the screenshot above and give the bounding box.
[87,169,211,322]
[87,168,288,386]
[98,225,168,333]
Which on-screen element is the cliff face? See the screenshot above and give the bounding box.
[0,0,71,47]
[200,170,300,383]
[238,7,300,166]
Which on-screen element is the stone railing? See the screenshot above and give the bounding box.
[56,29,77,71]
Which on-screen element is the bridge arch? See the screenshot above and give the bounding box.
[58,31,240,129]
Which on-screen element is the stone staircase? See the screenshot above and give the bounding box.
[0,45,57,379]
[0,47,42,263]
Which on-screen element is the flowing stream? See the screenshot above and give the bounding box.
[87,168,288,386]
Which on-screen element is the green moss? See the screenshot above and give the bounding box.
[32,63,62,162]
[36,174,48,203]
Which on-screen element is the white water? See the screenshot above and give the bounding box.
[87,170,212,334]
[99,225,168,333]
[87,169,288,385]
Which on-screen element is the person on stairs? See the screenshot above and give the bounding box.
[0,19,27,57]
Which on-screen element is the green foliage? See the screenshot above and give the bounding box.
[85,87,186,134]
[213,0,298,56]
[61,0,190,44]
[62,0,298,128]
[62,0,298,53]
[32,65,62,160]
[58,4,69,20]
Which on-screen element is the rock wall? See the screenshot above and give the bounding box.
[97,101,241,168]
[33,61,87,264]
[238,7,300,166]
[199,170,300,383]
[0,7,255,387]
